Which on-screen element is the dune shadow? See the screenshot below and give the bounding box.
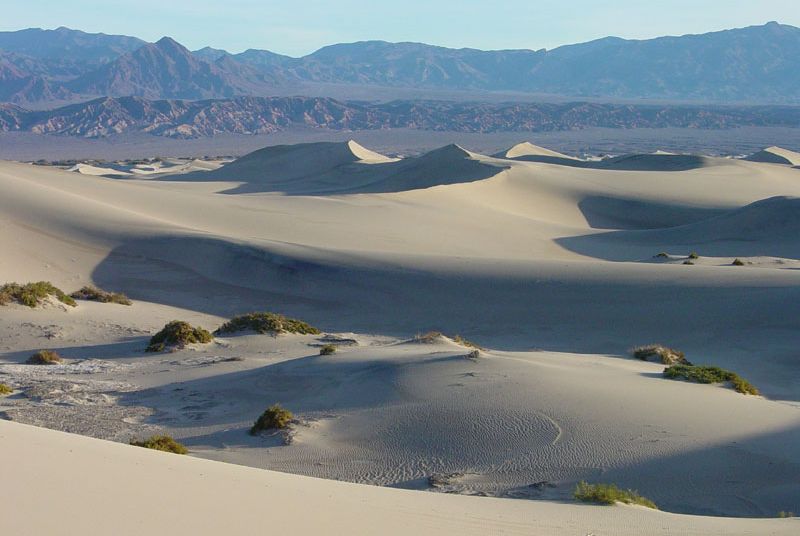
[509,153,717,172]
[578,195,726,230]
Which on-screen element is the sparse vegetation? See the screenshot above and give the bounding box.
[453,334,482,349]
[683,260,694,265]
[631,345,691,365]
[70,285,132,305]
[414,331,444,343]
[27,350,63,365]
[250,404,294,435]
[215,312,320,336]
[319,344,337,355]
[688,252,699,259]
[0,281,76,308]
[777,511,795,518]
[654,252,669,259]
[574,481,658,509]
[146,321,213,352]
[466,349,481,360]
[732,258,745,266]
[130,434,188,454]
[0,383,12,395]
[663,364,759,395]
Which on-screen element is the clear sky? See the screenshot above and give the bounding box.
[2,0,799,56]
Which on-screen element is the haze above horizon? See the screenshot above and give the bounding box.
[2,0,799,57]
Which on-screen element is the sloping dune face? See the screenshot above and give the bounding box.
[1,141,800,527]
[746,146,800,166]
[496,141,574,160]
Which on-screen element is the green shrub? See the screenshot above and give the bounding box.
[453,334,482,349]
[631,345,691,365]
[250,404,294,435]
[688,252,699,259]
[663,364,759,395]
[732,258,745,266]
[215,312,320,336]
[70,285,132,305]
[0,281,76,308]
[574,481,657,509]
[466,349,481,360]
[320,344,337,355]
[654,252,669,259]
[0,383,12,395]
[130,434,188,454]
[146,321,213,352]
[27,350,62,365]
[777,511,795,518]
[683,260,694,265]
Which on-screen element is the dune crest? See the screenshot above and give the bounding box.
[746,146,800,166]
[495,141,573,160]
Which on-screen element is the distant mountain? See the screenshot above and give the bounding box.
[2,96,799,139]
[1,22,800,104]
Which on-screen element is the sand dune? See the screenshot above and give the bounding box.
[746,146,800,166]
[1,140,800,530]
[494,141,575,160]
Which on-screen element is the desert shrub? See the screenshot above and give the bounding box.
[654,252,669,258]
[466,349,481,360]
[631,345,691,365]
[663,364,759,395]
[732,258,745,266]
[777,511,795,518]
[27,350,62,365]
[130,434,188,454]
[0,281,76,308]
[414,331,444,343]
[215,312,320,336]
[146,321,213,352]
[453,334,482,349]
[70,285,132,305]
[319,344,337,355]
[574,481,657,509]
[683,260,694,265]
[688,252,699,259]
[250,404,294,435]
[0,383,12,395]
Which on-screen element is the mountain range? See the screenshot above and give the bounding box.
[1,23,800,105]
[2,96,799,139]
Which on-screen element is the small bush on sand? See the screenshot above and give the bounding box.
[414,331,444,343]
[70,285,132,305]
[574,481,657,509]
[0,383,12,395]
[466,349,481,360]
[215,312,320,336]
[631,345,691,365]
[683,260,694,265]
[453,334,482,349]
[250,404,294,435]
[27,350,62,365]
[146,321,213,352]
[663,364,759,395]
[319,344,337,355]
[130,434,188,454]
[654,252,669,259]
[0,281,76,308]
[688,252,699,259]
[777,511,795,518]
[732,258,745,266]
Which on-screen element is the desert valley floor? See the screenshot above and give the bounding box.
[1,140,799,535]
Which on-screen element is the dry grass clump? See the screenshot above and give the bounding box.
[683,260,694,265]
[663,364,759,395]
[130,434,188,454]
[414,331,443,343]
[70,285,132,305]
[216,312,320,336]
[0,281,76,308]
[465,349,481,360]
[574,481,657,509]
[654,252,670,259]
[732,258,745,266]
[250,404,294,435]
[688,252,699,259]
[777,511,795,518]
[453,334,482,349]
[631,344,691,365]
[27,350,62,365]
[319,344,337,355]
[146,321,213,352]
[0,383,13,395]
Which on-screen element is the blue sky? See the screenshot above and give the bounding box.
[3,0,799,56]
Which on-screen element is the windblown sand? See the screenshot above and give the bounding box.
[1,141,799,534]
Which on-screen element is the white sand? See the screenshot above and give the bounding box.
[1,142,799,531]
